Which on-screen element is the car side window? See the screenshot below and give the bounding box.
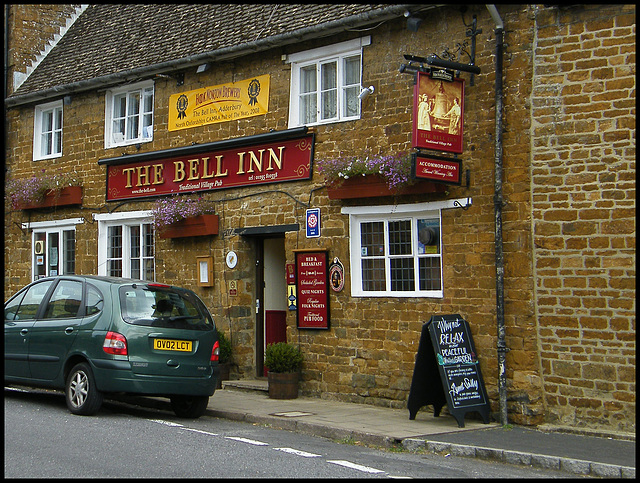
[43,280,83,319]
[5,280,54,321]
[85,284,104,316]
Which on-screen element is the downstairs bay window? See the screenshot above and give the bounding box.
[95,211,155,280]
[342,199,470,298]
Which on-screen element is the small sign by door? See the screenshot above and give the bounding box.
[306,208,320,238]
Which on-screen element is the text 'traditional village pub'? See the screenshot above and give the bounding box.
[4,5,635,434]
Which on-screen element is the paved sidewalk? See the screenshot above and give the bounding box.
[123,381,636,479]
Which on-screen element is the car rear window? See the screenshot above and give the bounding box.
[119,285,213,331]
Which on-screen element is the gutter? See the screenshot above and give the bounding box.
[486,4,507,426]
[5,4,439,108]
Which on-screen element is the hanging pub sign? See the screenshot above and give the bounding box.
[412,152,462,185]
[295,250,329,330]
[104,133,314,201]
[169,75,270,131]
[412,71,465,154]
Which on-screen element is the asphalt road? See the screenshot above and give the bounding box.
[4,386,582,478]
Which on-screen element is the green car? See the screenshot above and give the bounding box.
[4,275,220,418]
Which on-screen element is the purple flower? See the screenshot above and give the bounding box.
[152,195,215,230]
[316,151,413,190]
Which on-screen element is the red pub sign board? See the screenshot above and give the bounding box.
[295,250,329,330]
[412,71,465,154]
[105,134,314,201]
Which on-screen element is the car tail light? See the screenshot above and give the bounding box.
[211,340,220,362]
[103,331,128,355]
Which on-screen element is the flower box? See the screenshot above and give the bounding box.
[18,185,83,210]
[326,175,446,200]
[158,214,219,239]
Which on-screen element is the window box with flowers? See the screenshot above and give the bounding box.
[317,152,446,200]
[6,170,83,210]
[153,195,219,239]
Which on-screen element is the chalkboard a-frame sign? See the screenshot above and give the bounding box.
[408,314,491,428]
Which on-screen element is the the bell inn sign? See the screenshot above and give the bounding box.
[102,133,314,201]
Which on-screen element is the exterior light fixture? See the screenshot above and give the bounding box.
[196,63,210,74]
[406,16,422,32]
[358,85,375,100]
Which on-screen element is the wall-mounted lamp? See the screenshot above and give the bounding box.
[196,63,210,74]
[63,95,72,105]
[358,85,375,100]
[406,16,422,32]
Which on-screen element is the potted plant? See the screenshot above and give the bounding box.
[6,169,83,210]
[264,342,304,399]
[216,330,233,389]
[152,195,219,238]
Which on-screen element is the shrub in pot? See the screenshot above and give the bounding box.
[264,342,303,399]
[216,330,233,389]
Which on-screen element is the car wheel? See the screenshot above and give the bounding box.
[170,395,209,418]
[65,362,103,416]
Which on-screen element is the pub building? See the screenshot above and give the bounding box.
[4,5,635,433]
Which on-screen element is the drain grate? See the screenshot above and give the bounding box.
[270,411,314,418]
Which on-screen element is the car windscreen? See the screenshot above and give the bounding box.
[119,285,213,331]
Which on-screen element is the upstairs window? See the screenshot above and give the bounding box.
[105,81,154,149]
[287,37,370,128]
[33,100,63,161]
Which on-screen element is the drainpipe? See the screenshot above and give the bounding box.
[486,4,507,426]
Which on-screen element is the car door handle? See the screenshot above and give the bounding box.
[65,327,75,334]
[166,359,180,367]
[20,329,29,336]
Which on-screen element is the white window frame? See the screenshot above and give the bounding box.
[286,36,371,128]
[94,211,155,280]
[33,100,63,161]
[342,199,472,298]
[22,218,83,281]
[104,80,154,149]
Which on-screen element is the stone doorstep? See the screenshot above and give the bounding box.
[222,379,268,392]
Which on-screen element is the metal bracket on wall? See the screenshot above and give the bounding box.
[433,11,482,85]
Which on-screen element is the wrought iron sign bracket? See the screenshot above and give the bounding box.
[399,13,482,85]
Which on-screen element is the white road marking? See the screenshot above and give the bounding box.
[225,436,269,446]
[181,427,218,436]
[274,447,321,458]
[327,460,385,474]
[148,419,184,427]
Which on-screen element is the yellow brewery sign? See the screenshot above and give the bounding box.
[169,74,270,131]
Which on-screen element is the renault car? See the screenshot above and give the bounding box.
[4,275,220,418]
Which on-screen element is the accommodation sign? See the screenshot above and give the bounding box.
[168,75,270,131]
[413,153,462,185]
[295,250,329,330]
[106,134,314,201]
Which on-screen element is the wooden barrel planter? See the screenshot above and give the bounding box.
[267,371,299,399]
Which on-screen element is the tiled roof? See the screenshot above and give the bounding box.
[8,4,431,104]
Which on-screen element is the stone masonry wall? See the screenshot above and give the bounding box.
[531,5,636,432]
[4,5,634,433]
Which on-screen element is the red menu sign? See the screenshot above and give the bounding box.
[105,134,314,201]
[295,250,329,330]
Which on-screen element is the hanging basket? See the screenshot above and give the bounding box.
[158,214,219,239]
[17,185,83,210]
[326,175,446,200]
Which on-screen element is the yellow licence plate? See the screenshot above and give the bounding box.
[153,339,192,352]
